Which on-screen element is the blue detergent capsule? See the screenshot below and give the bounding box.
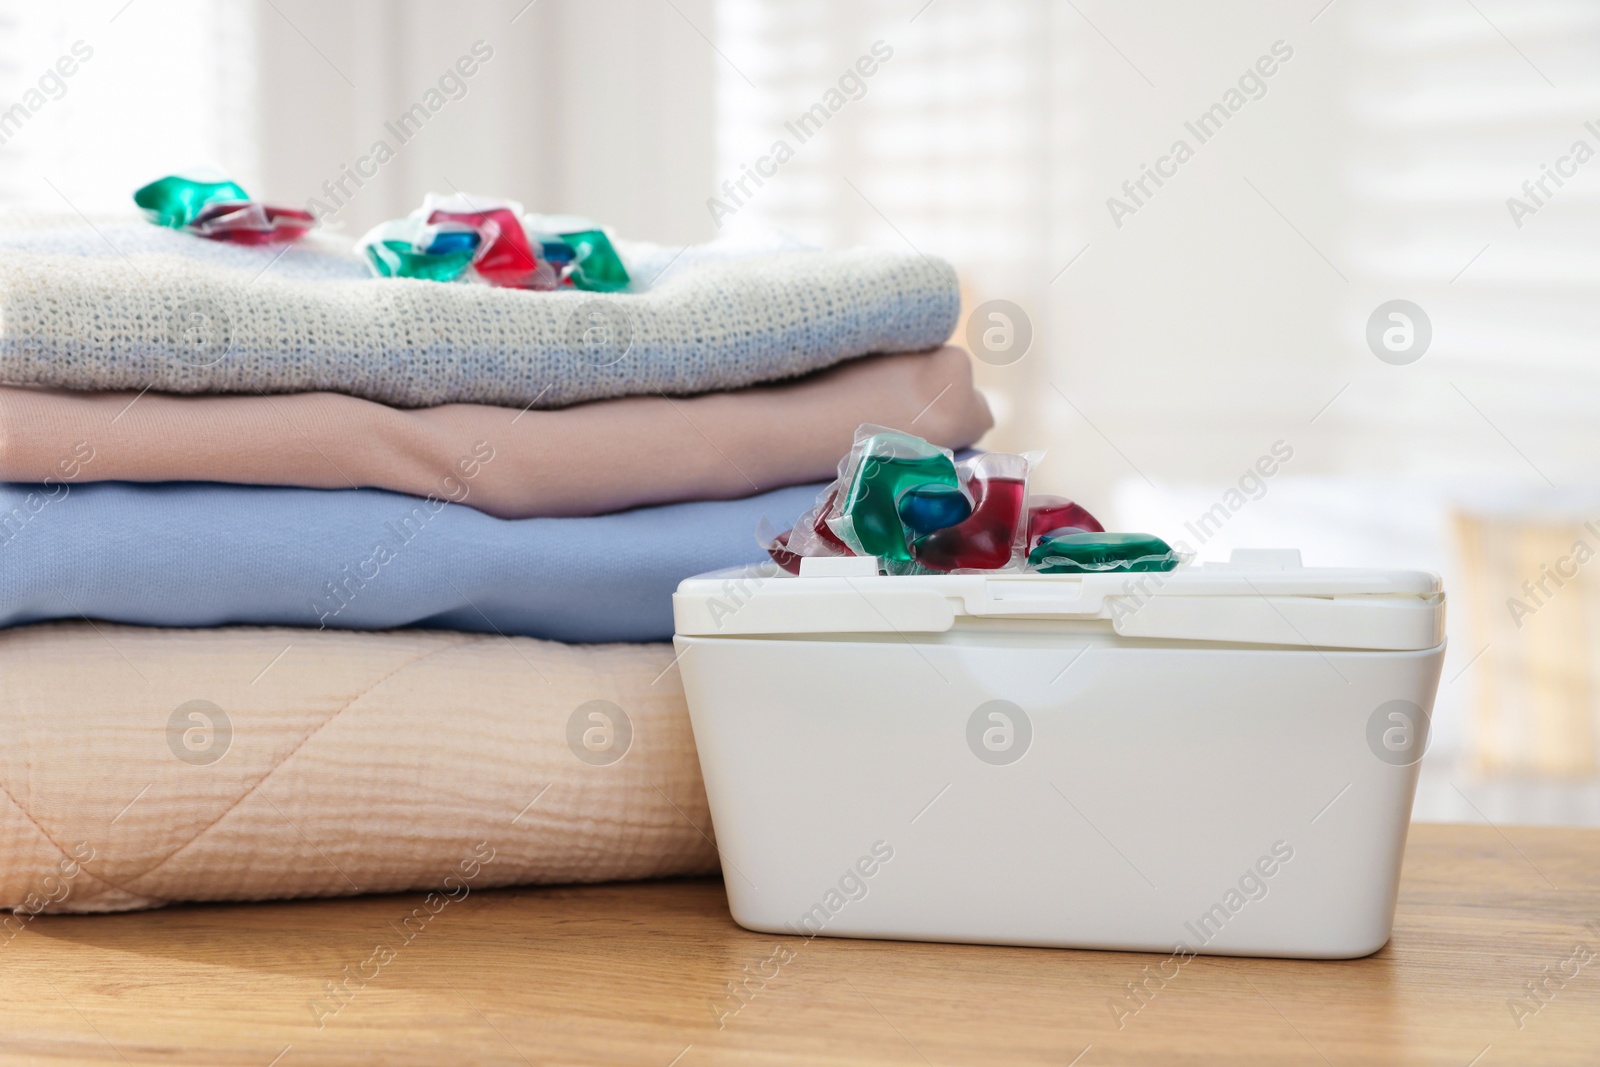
[896,482,973,536]
[539,237,576,264]
[423,227,481,256]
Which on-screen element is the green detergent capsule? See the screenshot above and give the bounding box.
[836,432,959,561]
[1028,530,1180,574]
[363,240,477,282]
[134,173,251,229]
[562,229,631,292]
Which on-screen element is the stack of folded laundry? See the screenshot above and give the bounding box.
[0,183,989,913]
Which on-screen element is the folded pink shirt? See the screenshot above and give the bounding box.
[0,346,991,519]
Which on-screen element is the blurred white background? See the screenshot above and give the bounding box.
[4,0,1599,823]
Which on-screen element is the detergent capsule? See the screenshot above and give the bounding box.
[358,218,478,281]
[189,202,315,245]
[831,430,960,562]
[896,482,973,536]
[561,229,631,292]
[1028,530,1180,574]
[1025,495,1103,552]
[911,452,1029,571]
[134,172,250,229]
[427,199,558,289]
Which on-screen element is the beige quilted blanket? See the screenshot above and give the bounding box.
[0,623,717,914]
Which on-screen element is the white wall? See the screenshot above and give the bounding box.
[0,0,257,212]
[255,0,717,242]
[714,0,1600,509]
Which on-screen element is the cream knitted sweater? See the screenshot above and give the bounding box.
[0,216,960,408]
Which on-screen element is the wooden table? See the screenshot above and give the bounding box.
[4,824,1597,1065]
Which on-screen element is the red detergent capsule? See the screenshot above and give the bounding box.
[1025,495,1104,552]
[811,488,853,554]
[766,529,803,575]
[912,474,1028,571]
[428,206,553,288]
[762,488,857,574]
[191,202,315,245]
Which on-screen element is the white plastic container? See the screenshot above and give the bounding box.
[673,549,1445,959]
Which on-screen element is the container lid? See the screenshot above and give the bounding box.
[673,549,1444,651]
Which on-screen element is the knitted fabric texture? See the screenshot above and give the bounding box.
[0,216,960,408]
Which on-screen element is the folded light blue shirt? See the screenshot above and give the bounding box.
[0,480,822,643]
